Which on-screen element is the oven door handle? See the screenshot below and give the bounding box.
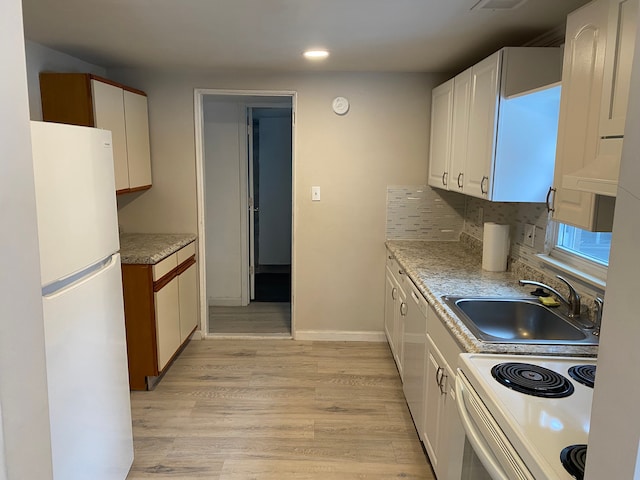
[455,375,511,480]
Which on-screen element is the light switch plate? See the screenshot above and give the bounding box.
[312,186,321,201]
[524,223,536,247]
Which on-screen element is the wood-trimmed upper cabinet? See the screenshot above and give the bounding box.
[39,73,152,195]
[428,47,563,202]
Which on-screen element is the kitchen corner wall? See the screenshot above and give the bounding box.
[105,68,447,335]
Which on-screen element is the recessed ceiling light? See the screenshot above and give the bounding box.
[303,49,329,60]
[470,0,528,11]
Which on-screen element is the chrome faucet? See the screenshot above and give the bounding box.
[593,297,604,336]
[519,275,581,318]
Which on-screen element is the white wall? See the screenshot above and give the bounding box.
[24,40,106,120]
[1,3,53,478]
[110,69,441,335]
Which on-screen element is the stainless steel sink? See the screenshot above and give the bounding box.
[442,296,599,345]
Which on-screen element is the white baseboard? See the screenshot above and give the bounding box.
[294,330,386,342]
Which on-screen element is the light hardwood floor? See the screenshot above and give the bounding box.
[209,303,291,335]
[126,339,435,479]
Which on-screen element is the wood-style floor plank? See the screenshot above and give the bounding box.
[126,339,434,479]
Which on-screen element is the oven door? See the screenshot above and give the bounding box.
[454,372,535,480]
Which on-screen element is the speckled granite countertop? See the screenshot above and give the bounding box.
[120,233,197,264]
[385,240,598,357]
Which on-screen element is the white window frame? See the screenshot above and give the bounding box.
[536,221,608,289]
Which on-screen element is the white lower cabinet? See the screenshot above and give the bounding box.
[384,251,408,379]
[403,280,428,436]
[383,252,464,479]
[155,277,181,371]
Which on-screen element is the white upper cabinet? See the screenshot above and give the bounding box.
[465,52,501,199]
[427,79,454,189]
[560,0,638,198]
[428,47,563,202]
[551,0,637,230]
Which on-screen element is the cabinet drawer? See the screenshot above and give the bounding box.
[153,252,178,281]
[177,242,196,264]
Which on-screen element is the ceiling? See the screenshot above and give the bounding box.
[21,0,590,73]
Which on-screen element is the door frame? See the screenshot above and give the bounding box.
[194,89,297,338]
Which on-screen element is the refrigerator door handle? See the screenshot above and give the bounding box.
[42,255,116,297]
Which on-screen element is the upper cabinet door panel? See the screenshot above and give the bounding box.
[123,91,152,189]
[450,69,472,192]
[465,51,501,199]
[91,80,129,192]
[600,0,639,136]
[428,79,454,189]
[552,0,609,229]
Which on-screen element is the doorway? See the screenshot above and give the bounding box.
[194,90,295,338]
[249,107,292,304]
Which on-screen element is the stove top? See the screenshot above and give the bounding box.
[568,364,596,388]
[492,362,575,398]
[458,354,596,480]
[560,444,587,480]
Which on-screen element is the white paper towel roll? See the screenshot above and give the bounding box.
[482,223,510,272]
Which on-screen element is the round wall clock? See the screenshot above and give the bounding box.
[332,96,350,115]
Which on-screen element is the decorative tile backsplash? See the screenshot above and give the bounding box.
[386,186,465,241]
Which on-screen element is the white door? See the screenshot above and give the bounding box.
[42,254,133,480]
[30,121,119,285]
[248,108,256,300]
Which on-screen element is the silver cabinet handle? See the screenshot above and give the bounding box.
[480,176,488,194]
[436,367,447,394]
[391,287,397,300]
[388,255,393,260]
[436,367,443,387]
[400,302,407,316]
[457,172,463,188]
[398,269,404,276]
[442,171,448,186]
[546,187,556,213]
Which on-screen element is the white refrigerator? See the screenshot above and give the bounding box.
[30,121,134,479]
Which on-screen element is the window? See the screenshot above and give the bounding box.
[556,224,612,266]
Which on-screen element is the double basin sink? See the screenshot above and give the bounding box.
[443,296,599,345]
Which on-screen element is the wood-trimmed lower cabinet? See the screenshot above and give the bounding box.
[122,242,198,390]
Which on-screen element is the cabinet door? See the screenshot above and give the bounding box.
[384,266,398,355]
[178,262,198,343]
[450,69,472,193]
[552,0,609,230]
[465,51,501,199]
[154,277,181,371]
[123,90,152,189]
[394,283,407,381]
[428,79,454,189]
[91,80,129,192]
[423,334,447,470]
[402,284,427,441]
[600,0,638,137]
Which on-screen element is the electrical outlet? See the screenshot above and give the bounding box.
[524,223,536,248]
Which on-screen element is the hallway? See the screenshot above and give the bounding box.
[126,339,434,479]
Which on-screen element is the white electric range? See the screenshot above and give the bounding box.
[455,353,596,480]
